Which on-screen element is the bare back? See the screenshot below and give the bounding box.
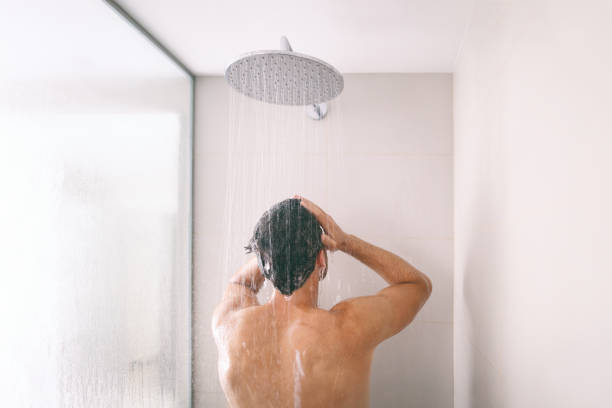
[213,196,432,407]
[214,303,373,408]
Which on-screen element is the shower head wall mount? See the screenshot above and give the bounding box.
[225,36,343,119]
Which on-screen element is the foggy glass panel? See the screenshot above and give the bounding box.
[0,1,192,406]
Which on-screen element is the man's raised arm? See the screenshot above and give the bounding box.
[341,234,432,293]
[212,257,265,330]
[296,195,432,348]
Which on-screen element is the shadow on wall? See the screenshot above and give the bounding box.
[462,174,508,407]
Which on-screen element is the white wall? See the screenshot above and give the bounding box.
[454,1,612,407]
[194,74,454,407]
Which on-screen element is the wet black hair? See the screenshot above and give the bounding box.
[245,198,324,296]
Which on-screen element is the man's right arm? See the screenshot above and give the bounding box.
[296,196,432,348]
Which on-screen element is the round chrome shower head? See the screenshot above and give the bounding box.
[225,37,344,106]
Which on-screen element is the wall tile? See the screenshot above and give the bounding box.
[339,74,453,155]
[194,74,453,408]
[328,154,453,239]
[371,322,453,408]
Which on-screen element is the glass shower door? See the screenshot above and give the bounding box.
[0,1,192,406]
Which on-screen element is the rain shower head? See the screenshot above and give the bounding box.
[225,36,344,106]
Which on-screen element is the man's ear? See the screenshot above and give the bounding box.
[316,249,326,269]
[316,249,328,281]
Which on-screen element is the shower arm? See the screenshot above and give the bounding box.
[280,36,293,52]
[279,36,329,120]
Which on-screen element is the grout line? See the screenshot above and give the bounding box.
[198,151,453,158]
[402,237,453,240]
[308,152,453,157]
[420,320,454,325]
[188,76,195,408]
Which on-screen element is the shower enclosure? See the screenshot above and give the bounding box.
[0,1,193,406]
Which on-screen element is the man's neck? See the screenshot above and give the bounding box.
[270,277,319,309]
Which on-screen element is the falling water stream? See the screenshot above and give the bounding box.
[218,81,346,406]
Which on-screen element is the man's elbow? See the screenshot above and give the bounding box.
[420,275,433,299]
[211,304,228,332]
[211,308,221,331]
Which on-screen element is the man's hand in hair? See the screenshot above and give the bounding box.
[292,195,349,252]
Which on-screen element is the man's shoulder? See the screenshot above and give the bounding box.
[212,300,263,334]
[218,301,263,322]
[215,303,342,332]
[293,307,354,338]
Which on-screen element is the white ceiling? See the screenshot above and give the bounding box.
[1,0,186,79]
[118,0,473,75]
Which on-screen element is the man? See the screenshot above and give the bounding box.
[212,196,432,407]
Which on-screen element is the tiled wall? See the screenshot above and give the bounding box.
[193,74,453,407]
[454,2,612,407]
